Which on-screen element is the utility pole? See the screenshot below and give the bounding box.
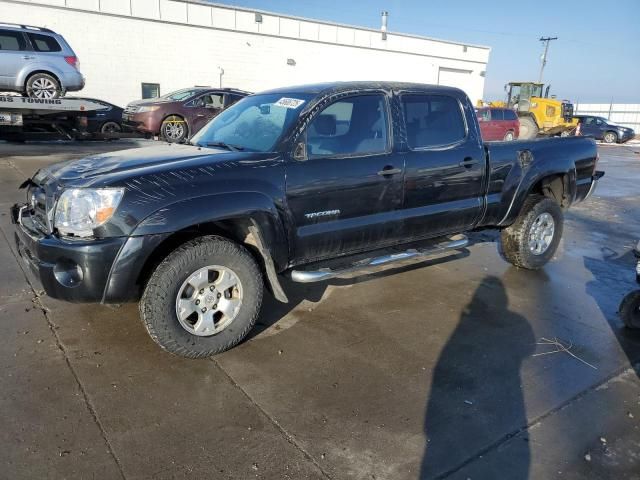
[538,36,558,83]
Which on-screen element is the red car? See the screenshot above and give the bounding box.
[476,107,519,141]
[123,87,249,142]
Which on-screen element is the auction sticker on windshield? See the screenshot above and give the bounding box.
[274,98,306,109]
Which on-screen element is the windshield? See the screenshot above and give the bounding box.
[161,88,203,101]
[191,93,314,152]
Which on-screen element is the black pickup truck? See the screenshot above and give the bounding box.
[12,82,603,358]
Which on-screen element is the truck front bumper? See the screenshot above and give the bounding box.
[12,204,125,303]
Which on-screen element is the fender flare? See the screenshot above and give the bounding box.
[130,192,289,302]
[499,167,576,226]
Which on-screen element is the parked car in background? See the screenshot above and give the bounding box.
[574,115,635,144]
[0,23,84,98]
[476,107,519,141]
[71,97,125,134]
[122,87,250,142]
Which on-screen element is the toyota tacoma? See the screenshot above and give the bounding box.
[12,82,604,358]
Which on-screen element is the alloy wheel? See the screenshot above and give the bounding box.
[528,212,555,255]
[175,265,244,336]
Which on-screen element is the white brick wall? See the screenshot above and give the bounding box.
[2,0,490,107]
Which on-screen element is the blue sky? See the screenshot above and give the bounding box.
[218,0,639,103]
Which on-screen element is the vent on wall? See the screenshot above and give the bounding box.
[255,13,263,23]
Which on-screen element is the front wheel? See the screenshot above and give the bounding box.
[603,131,618,144]
[160,115,188,143]
[518,116,538,140]
[619,290,640,329]
[140,236,264,358]
[498,195,563,269]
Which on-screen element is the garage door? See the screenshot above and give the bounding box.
[437,67,472,91]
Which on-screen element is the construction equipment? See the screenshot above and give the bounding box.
[479,82,577,139]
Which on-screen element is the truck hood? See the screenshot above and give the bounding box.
[33,144,230,185]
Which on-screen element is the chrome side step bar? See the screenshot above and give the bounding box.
[290,234,469,283]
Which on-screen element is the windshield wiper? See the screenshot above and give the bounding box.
[205,142,244,151]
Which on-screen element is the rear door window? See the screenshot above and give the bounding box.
[27,33,62,52]
[306,94,389,158]
[402,94,466,148]
[503,109,518,121]
[0,29,27,51]
[492,109,504,121]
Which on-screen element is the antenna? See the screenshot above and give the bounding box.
[538,36,558,83]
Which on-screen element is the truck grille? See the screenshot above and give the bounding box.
[562,102,574,121]
[27,184,52,233]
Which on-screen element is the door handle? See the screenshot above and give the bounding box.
[22,55,35,60]
[458,158,479,168]
[377,166,402,176]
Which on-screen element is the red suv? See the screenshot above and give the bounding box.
[123,87,249,142]
[476,107,519,141]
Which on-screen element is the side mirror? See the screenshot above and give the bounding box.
[504,84,508,92]
[293,141,307,161]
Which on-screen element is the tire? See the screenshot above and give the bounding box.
[25,73,62,99]
[100,121,122,134]
[139,236,263,358]
[160,115,188,143]
[498,195,563,270]
[518,116,538,140]
[619,290,640,329]
[503,131,515,141]
[603,131,618,144]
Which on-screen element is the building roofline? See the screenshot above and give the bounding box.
[173,0,491,50]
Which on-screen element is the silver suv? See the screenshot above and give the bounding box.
[0,23,84,99]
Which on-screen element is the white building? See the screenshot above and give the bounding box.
[1,0,491,107]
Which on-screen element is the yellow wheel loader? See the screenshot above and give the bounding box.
[479,82,578,139]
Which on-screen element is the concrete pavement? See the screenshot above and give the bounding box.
[0,140,639,479]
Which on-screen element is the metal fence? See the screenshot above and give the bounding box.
[574,103,640,131]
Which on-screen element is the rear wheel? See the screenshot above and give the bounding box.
[518,116,538,140]
[140,236,263,358]
[603,131,618,144]
[161,115,188,143]
[619,290,640,329]
[498,195,563,269]
[25,73,62,99]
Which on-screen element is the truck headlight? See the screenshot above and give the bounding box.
[54,188,124,237]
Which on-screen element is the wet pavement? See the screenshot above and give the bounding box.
[0,140,639,479]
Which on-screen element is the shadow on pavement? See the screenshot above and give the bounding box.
[249,250,470,340]
[420,275,534,480]
[584,251,640,377]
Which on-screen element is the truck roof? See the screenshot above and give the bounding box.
[258,81,466,98]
